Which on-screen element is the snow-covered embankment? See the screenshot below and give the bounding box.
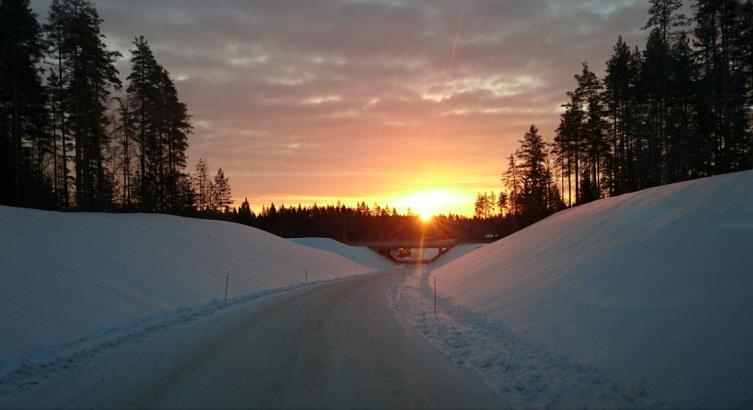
[291,237,394,271]
[0,207,370,376]
[390,172,753,408]
[421,171,753,407]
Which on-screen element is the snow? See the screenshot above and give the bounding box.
[388,266,653,408]
[3,269,503,409]
[0,207,370,378]
[290,237,394,270]
[430,243,486,268]
[428,171,753,407]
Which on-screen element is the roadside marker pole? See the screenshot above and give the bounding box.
[224,274,229,305]
[434,274,437,315]
[305,268,308,283]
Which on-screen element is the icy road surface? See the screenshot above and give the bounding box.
[3,269,501,409]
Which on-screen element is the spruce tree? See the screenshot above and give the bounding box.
[515,125,553,216]
[238,198,254,225]
[126,36,191,211]
[211,168,232,212]
[126,36,161,210]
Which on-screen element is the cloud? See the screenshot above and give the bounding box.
[31,0,649,213]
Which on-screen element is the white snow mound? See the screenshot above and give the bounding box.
[291,237,394,271]
[433,171,753,406]
[0,208,370,372]
[431,243,486,268]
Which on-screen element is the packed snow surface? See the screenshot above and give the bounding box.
[432,171,753,406]
[0,207,370,375]
[290,237,393,270]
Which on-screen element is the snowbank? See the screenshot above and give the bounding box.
[389,266,653,408]
[291,237,394,270]
[0,207,370,374]
[433,171,753,406]
[431,243,486,268]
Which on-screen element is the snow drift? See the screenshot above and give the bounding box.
[431,244,486,268]
[290,237,393,270]
[433,171,753,406]
[0,207,370,373]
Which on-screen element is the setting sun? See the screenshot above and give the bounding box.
[397,189,463,220]
[419,210,433,223]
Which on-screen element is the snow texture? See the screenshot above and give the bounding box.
[291,237,394,270]
[0,207,370,379]
[430,244,486,268]
[431,171,753,407]
[389,266,654,409]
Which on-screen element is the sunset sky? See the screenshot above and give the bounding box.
[32,0,651,216]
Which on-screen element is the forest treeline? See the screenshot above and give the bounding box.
[0,0,233,213]
[475,0,753,231]
[203,200,508,243]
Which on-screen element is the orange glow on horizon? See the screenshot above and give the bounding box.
[396,189,464,219]
[227,151,507,218]
[237,186,487,217]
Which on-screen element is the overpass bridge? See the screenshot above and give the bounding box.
[361,239,457,264]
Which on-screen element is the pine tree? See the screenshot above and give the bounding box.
[555,64,607,204]
[503,153,522,216]
[0,0,52,207]
[666,31,697,181]
[126,35,161,210]
[581,69,609,200]
[644,0,686,42]
[114,97,136,206]
[742,1,753,167]
[44,0,121,210]
[194,158,209,211]
[497,191,508,217]
[693,0,750,174]
[643,0,686,185]
[553,99,580,206]
[488,191,498,217]
[605,36,634,194]
[473,193,485,219]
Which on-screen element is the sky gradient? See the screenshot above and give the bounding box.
[32,0,650,215]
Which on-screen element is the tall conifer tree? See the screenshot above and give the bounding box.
[0,0,51,207]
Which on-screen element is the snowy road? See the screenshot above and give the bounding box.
[4,269,501,409]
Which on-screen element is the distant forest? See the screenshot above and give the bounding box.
[201,200,507,243]
[2,0,752,243]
